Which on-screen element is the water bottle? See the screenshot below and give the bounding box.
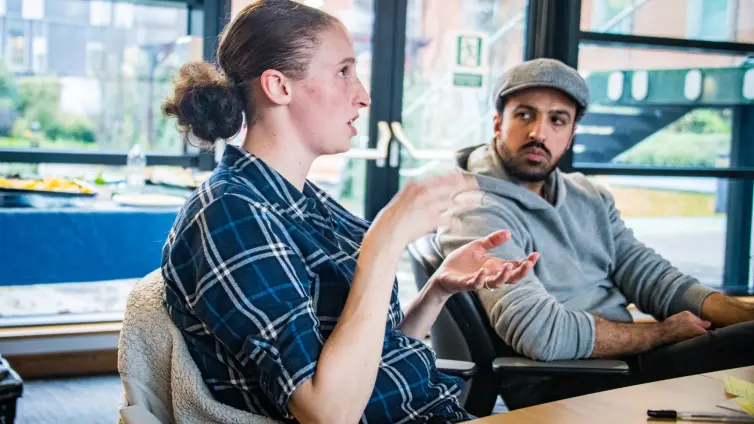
[126,143,146,191]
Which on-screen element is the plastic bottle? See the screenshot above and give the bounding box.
[126,143,146,191]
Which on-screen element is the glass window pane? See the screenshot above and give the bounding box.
[0,0,192,153]
[22,0,44,20]
[89,0,112,27]
[581,0,754,43]
[5,0,20,16]
[399,0,528,180]
[575,44,748,167]
[5,19,27,71]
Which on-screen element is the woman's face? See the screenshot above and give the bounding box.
[287,24,371,156]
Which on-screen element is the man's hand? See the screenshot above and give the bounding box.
[701,293,754,328]
[659,311,711,345]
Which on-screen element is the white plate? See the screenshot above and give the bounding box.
[112,194,186,207]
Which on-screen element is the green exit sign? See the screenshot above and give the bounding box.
[452,73,484,88]
[451,32,487,89]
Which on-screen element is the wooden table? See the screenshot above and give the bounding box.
[470,366,754,424]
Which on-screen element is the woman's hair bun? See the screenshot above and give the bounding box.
[162,61,244,146]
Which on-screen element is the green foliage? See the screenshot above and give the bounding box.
[47,115,96,144]
[15,77,62,134]
[616,133,729,167]
[666,109,731,135]
[10,117,31,139]
[615,108,732,167]
[0,75,97,145]
[0,67,18,136]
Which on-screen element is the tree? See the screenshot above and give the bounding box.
[0,67,19,136]
[15,77,62,136]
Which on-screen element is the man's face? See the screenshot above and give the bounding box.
[493,87,578,183]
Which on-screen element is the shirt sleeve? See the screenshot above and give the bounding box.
[164,193,323,418]
[598,186,717,319]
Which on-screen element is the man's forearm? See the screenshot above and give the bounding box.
[701,293,754,328]
[590,316,666,358]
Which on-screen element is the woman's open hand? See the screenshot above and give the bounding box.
[430,229,539,298]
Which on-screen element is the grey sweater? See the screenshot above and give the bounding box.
[437,144,716,361]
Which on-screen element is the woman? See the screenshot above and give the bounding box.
[161,1,537,423]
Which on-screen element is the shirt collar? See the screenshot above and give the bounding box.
[218,144,329,220]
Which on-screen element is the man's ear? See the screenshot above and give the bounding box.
[493,113,503,138]
[568,123,577,149]
[259,69,292,105]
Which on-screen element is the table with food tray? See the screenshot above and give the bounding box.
[0,177,189,286]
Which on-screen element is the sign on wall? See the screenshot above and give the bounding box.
[451,32,488,88]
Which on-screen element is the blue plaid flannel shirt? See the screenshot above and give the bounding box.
[162,144,472,423]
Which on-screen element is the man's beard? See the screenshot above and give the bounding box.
[497,140,561,183]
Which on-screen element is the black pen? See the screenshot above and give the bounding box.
[648,409,754,422]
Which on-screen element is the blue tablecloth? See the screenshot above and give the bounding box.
[0,205,179,286]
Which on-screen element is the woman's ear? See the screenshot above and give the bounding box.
[259,69,293,105]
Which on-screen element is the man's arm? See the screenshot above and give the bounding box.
[701,293,754,328]
[439,204,711,361]
[590,312,710,358]
[597,184,716,320]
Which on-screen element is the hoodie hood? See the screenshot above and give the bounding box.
[457,143,567,211]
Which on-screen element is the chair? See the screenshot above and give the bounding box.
[0,355,22,424]
[118,270,477,424]
[407,234,630,417]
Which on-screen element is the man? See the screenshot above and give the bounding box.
[437,58,754,409]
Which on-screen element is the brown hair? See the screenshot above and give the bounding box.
[162,0,338,145]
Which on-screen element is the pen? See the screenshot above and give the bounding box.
[648,410,754,422]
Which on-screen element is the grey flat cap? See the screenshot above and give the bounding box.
[494,58,589,109]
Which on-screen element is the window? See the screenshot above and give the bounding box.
[64,0,88,20]
[687,0,729,41]
[581,0,754,43]
[575,41,754,292]
[89,0,112,27]
[0,0,189,153]
[32,36,46,73]
[400,0,528,177]
[22,0,44,20]
[85,41,105,77]
[114,3,135,29]
[576,45,746,169]
[5,20,27,71]
[590,0,634,33]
